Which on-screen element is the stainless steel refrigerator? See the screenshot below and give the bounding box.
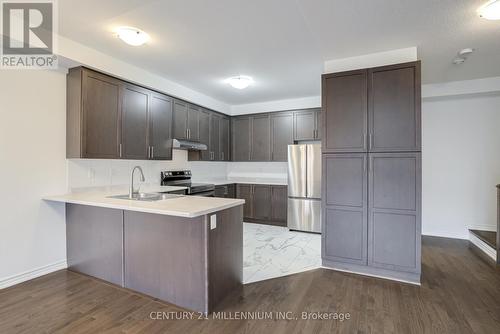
[287,144,321,233]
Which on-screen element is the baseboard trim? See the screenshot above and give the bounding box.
[322,259,421,285]
[467,224,497,232]
[0,260,68,290]
[469,232,496,261]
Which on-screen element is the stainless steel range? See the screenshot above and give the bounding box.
[161,170,215,196]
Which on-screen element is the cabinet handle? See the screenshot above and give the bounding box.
[119,144,122,158]
[363,133,367,149]
[369,134,373,150]
[151,146,154,159]
[363,158,367,173]
[221,152,224,160]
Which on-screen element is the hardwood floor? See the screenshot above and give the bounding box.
[1,236,500,334]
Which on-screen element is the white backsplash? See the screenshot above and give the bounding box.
[67,150,288,191]
[189,161,229,181]
[67,149,190,191]
[227,162,287,181]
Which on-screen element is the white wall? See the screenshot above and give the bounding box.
[231,96,320,115]
[57,35,231,115]
[0,70,67,287]
[422,93,500,239]
[324,47,417,73]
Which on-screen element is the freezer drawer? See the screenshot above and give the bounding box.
[287,198,321,233]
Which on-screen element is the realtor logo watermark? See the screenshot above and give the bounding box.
[1,0,58,69]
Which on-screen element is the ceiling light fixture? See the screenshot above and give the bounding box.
[115,26,150,46]
[478,0,500,20]
[225,76,254,89]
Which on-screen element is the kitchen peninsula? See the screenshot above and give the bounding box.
[44,191,244,314]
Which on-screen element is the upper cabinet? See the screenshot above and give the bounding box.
[322,70,368,153]
[369,62,421,152]
[271,112,293,161]
[172,100,200,141]
[67,67,174,160]
[187,104,200,141]
[232,116,251,161]
[209,113,221,161]
[198,109,211,161]
[322,61,421,153]
[121,84,150,160]
[220,117,230,161]
[149,93,173,160]
[67,68,122,159]
[250,114,271,161]
[172,99,188,140]
[293,109,321,141]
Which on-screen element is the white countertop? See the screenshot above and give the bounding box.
[194,178,287,186]
[44,190,245,218]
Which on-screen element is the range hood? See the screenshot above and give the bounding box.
[171,139,207,151]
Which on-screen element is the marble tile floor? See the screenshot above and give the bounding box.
[243,222,322,284]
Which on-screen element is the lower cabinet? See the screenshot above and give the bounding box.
[322,152,421,283]
[367,153,421,274]
[236,184,287,227]
[214,184,236,198]
[322,154,368,265]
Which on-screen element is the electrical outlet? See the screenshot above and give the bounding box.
[210,215,217,230]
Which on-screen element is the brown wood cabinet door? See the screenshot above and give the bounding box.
[368,152,421,273]
[232,117,251,161]
[187,104,200,141]
[322,153,368,265]
[236,184,253,219]
[121,84,150,159]
[369,62,421,152]
[252,185,271,220]
[293,110,316,141]
[315,109,322,139]
[271,185,287,226]
[198,109,211,161]
[172,99,188,140]
[210,113,221,161]
[150,93,173,160]
[250,114,271,161]
[82,70,121,158]
[322,70,368,153]
[227,184,236,198]
[220,117,230,161]
[271,112,293,161]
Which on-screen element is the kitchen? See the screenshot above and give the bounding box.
[1,1,500,333]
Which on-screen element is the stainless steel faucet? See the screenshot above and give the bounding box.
[129,166,146,199]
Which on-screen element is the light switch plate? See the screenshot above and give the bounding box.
[210,215,217,230]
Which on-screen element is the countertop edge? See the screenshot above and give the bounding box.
[43,197,245,218]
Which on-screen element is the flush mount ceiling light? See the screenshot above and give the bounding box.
[225,76,254,89]
[478,0,500,20]
[115,26,150,46]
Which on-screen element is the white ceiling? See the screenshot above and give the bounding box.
[58,0,500,105]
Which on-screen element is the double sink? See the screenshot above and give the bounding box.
[108,193,183,202]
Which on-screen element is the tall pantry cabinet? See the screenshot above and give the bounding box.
[321,61,422,284]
